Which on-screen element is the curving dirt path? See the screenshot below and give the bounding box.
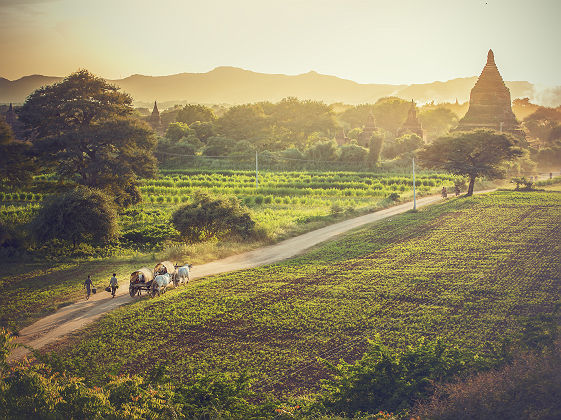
[9,193,456,361]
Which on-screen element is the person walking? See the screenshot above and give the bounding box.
[109,273,118,298]
[84,275,94,300]
[441,186,448,199]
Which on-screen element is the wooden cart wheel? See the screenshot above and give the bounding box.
[129,285,136,297]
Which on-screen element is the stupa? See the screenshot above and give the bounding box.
[455,50,524,138]
[148,101,161,129]
[397,100,423,139]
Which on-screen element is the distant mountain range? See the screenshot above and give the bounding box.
[0,66,556,107]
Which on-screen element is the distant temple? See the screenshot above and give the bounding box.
[4,103,25,139]
[397,100,423,139]
[335,129,349,146]
[358,112,376,146]
[5,103,17,127]
[455,50,524,138]
[148,101,161,129]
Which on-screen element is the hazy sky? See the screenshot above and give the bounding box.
[1,0,560,86]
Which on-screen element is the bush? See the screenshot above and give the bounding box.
[30,187,118,247]
[172,191,256,242]
[313,338,497,416]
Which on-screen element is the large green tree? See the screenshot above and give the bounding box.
[268,97,338,147]
[372,97,411,136]
[19,70,157,205]
[0,117,35,186]
[215,104,269,142]
[417,130,523,195]
[176,104,216,125]
[418,107,458,142]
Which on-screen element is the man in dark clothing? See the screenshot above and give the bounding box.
[109,273,118,298]
[84,275,94,300]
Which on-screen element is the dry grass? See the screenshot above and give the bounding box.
[413,340,561,420]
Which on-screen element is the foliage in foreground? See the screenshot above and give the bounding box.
[413,340,561,420]
[0,330,270,419]
[313,338,502,416]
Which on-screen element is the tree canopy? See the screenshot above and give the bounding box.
[176,104,216,125]
[19,70,157,205]
[0,117,35,186]
[417,130,523,195]
[418,107,458,142]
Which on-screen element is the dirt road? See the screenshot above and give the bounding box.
[9,194,448,361]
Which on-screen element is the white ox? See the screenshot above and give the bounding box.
[152,273,171,296]
[175,264,191,287]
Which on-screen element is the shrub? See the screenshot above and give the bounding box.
[30,187,118,247]
[387,192,400,202]
[314,338,496,416]
[172,191,256,242]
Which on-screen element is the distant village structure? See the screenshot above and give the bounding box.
[455,49,525,138]
[397,100,424,139]
[336,112,377,147]
[148,101,161,130]
[4,103,25,139]
[358,113,377,146]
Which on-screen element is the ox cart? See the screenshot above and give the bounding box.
[129,261,190,298]
[129,267,155,297]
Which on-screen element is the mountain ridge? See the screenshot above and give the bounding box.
[0,67,552,106]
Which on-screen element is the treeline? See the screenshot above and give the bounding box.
[153,96,561,172]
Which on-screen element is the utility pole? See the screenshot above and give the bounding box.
[412,157,416,211]
[255,151,259,188]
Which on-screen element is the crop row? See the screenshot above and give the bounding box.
[0,192,44,202]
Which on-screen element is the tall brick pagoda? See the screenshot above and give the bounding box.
[455,50,524,138]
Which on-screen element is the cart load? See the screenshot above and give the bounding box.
[129,267,155,297]
[154,261,176,277]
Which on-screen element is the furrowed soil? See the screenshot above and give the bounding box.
[43,191,561,399]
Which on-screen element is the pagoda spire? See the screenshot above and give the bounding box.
[5,103,17,126]
[487,49,495,66]
[148,100,161,129]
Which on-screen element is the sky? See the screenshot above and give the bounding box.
[1,0,560,86]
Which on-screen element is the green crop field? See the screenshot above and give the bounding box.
[52,190,561,399]
[0,170,457,329]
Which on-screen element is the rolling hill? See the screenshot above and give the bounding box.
[0,67,541,106]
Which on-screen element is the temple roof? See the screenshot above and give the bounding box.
[455,50,524,138]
